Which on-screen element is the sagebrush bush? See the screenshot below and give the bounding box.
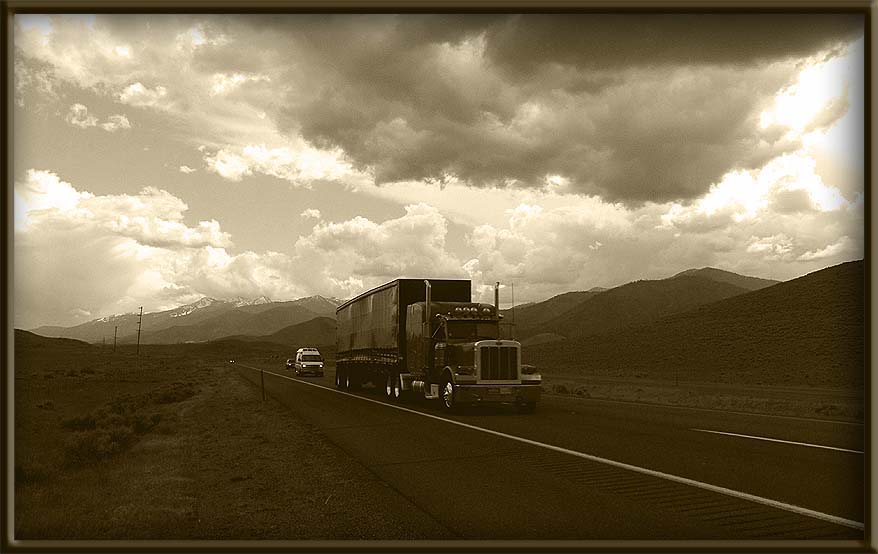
[63,425,135,467]
[150,382,195,404]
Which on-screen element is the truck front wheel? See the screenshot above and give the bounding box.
[441,375,457,412]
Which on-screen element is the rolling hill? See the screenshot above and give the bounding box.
[501,289,605,340]
[524,260,863,390]
[504,268,776,343]
[541,275,757,341]
[14,329,95,351]
[219,316,336,347]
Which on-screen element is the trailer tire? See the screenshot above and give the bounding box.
[440,374,457,412]
[384,372,393,399]
[335,365,344,389]
[388,371,403,402]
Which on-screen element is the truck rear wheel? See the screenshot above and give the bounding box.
[335,365,345,389]
[387,371,402,402]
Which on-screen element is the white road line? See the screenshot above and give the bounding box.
[233,363,864,531]
[692,428,864,454]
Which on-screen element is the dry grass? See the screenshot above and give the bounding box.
[14,338,449,540]
[539,374,863,421]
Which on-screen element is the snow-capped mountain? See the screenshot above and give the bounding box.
[30,294,339,344]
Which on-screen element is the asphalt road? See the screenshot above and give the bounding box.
[234,362,864,541]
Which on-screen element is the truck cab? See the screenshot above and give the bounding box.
[405,300,541,411]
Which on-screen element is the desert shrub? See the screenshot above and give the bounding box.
[132,413,162,434]
[574,386,590,398]
[81,367,96,375]
[15,459,52,484]
[36,400,55,410]
[61,413,98,431]
[153,413,180,435]
[63,425,135,467]
[552,384,570,395]
[65,369,78,377]
[150,382,195,404]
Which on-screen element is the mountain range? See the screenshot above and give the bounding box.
[30,295,340,345]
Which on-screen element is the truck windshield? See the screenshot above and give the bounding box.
[302,354,322,362]
[447,322,499,340]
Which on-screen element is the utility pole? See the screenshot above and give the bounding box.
[113,326,117,353]
[511,282,515,340]
[136,306,143,356]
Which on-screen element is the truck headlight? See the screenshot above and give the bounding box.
[455,365,475,375]
[521,364,537,375]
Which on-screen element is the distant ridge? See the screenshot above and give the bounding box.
[671,267,779,291]
[541,274,753,341]
[219,316,336,347]
[525,260,864,390]
[14,329,94,350]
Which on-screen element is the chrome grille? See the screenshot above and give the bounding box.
[479,346,518,380]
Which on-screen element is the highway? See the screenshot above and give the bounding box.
[233,361,864,541]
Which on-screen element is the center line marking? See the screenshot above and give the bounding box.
[233,363,864,531]
[692,428,864,454]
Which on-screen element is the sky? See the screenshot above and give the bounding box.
[12,13,865,329]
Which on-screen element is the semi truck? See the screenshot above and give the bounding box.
[335,278,541,411]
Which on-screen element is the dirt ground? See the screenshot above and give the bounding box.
[13,340,451,540]
[539,373,863,422]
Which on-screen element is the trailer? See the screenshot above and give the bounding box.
[335,278,541,411]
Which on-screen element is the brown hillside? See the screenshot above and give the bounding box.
[524,260,864,390]
[544,275,751,340]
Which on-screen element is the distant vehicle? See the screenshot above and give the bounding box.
[295,347,324,376]
[286,358,295,369]
[335,279,540,412]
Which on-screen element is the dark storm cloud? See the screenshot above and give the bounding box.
[237,14,862,203]
[482,14,864,73]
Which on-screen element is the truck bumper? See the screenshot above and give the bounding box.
[454,384,541,405]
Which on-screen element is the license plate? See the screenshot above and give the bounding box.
[499,387,512,395]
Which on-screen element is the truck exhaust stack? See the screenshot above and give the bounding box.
[494,281,500,310]
[424,279,432,319]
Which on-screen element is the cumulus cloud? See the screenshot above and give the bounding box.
[204,143,353,185]
[101,114,131,131]
[292,203,465,296]
[64,103,131,131]
[14,172,468,327]
[14,170,301,327]
[179,165,196,174]
[210,72,270,96]
[119,82,170,108]
[65,103,98,128]
[300,208,321,219]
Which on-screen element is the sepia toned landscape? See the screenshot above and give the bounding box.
[10,10,865,547]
